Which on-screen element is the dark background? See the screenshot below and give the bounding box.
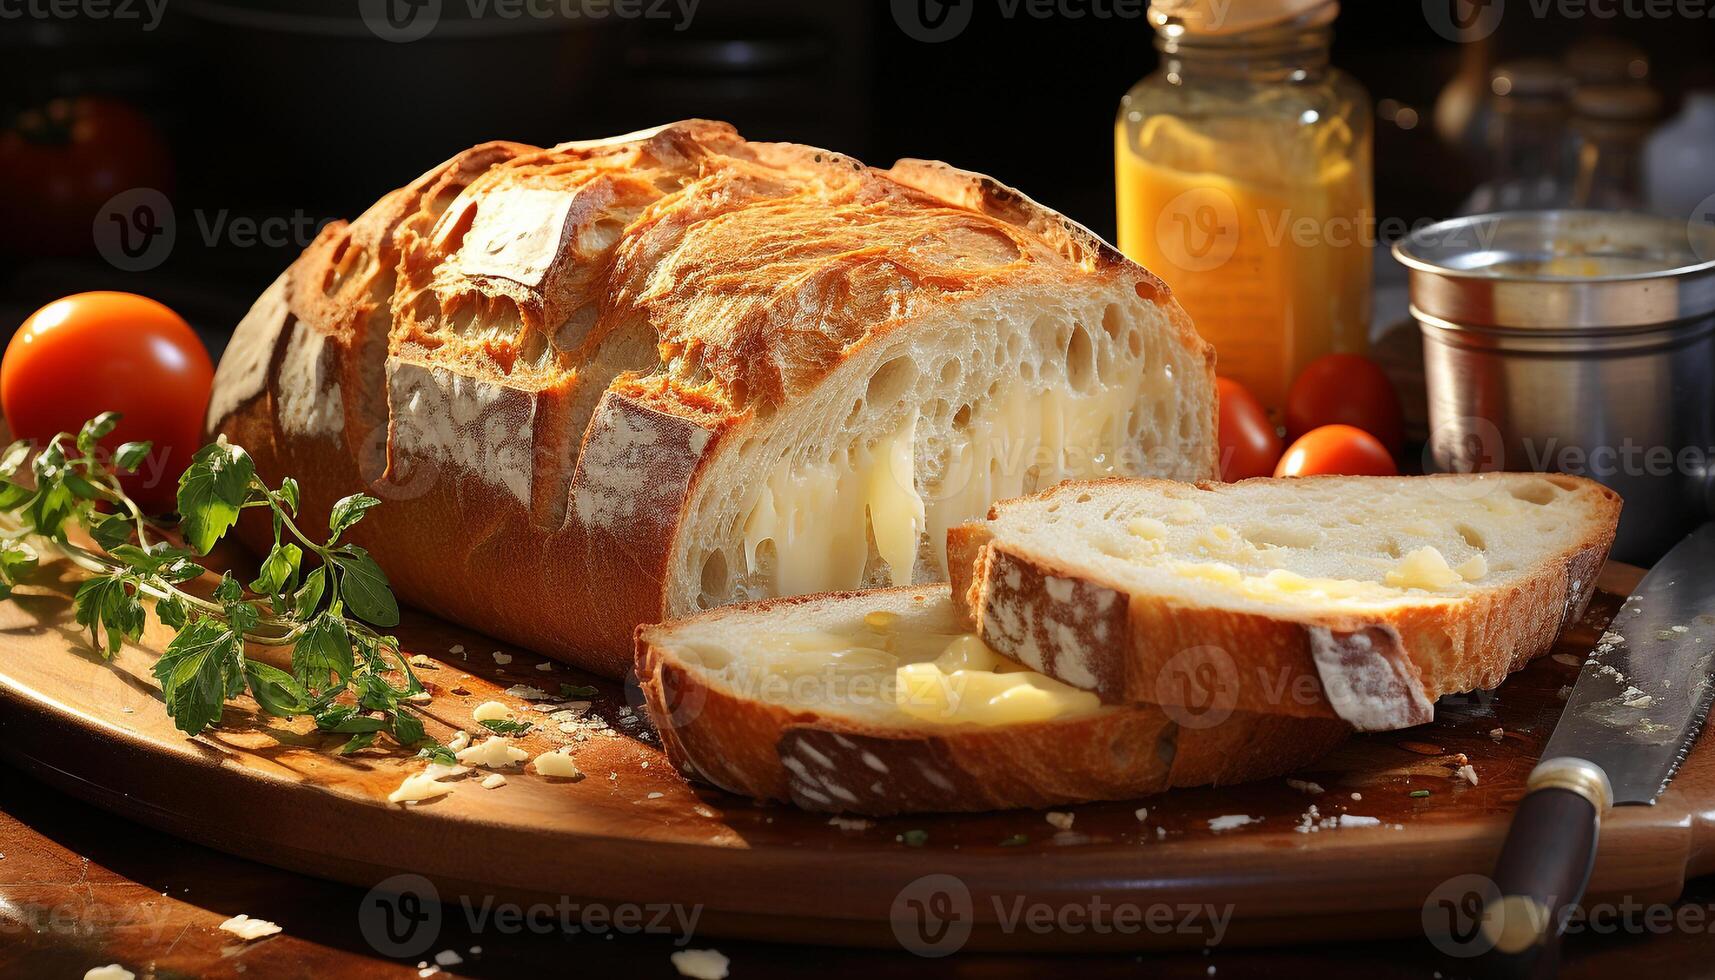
[3,0,1714,347]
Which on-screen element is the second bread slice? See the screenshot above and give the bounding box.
[948,474,1621,731]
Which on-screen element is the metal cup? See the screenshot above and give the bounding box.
[1395,210,1715,564]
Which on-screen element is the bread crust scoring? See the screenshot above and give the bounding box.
[208,121,1214,675]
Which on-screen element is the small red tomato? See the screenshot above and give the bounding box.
[1216,377,1283,482]
[3,292,213,513]
[1275,424,1398,478]
[1285,353,1404,452]
[0,97,174,257]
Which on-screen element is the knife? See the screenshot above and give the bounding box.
[1479,522,1715,973]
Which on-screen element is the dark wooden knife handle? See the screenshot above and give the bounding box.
[1481,758,1610,978]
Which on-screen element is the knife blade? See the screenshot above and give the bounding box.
[1542,521,1715,804]
[1477,523,1715,972]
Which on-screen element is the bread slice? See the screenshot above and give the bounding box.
[948,474,1621,732]
[207,120,1216,678]
[634,585,1350,814]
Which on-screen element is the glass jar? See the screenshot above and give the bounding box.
[1115,2,1373,416]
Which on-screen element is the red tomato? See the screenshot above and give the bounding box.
[1275,424,1398,478]
[1285,353,1404,453]
[0,97,173,257]
[1216,376,1283,482]
[3,293,213,513]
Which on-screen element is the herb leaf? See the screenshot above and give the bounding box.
[73,574,145,658]
[154,617,241,735]
[114,440,152,473]
[293,612,354,689]
[77,413,120,453]
[90,512,135,551]
[250,542,302,598]
[177,442,256,554]
[391,711,426,746]
[328,493,381,541]
[480,718,534,736]
[333,547,399,627]
[244,659,310,717]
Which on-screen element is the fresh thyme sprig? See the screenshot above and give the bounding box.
[0,412,432,748]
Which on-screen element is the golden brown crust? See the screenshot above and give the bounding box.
[950,475,1622,732]
[207,121,1212,677]
[634,587,1350,815]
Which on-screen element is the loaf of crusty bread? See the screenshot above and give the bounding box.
[207,121,1217,677]
[635,584,1349,814]
[948,474,1621,732]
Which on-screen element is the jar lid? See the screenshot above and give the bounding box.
[1148,0,1336,35]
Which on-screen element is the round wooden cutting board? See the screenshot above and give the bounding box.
[0,557,1711,952]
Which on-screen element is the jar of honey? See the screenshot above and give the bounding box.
[1116,0,1373,415]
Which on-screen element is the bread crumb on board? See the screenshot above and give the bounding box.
[1045,811,1075,830]
[671,948,730,980]
[534,749,584,779]
[218,914,283,941]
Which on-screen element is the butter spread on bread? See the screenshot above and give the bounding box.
[208,120,1216,677]
[635,585,1347,814]
[949,474,1622,731]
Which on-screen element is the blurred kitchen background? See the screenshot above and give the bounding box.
[2,0,1712,341]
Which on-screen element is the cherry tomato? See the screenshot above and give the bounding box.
[1216,376,1283,482]
[1275,424,1398,478]
[3,293,213,513]
[0,97,173,257]
[1285,353,1404,453]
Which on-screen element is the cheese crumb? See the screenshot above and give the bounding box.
[492,652,512,665]
[503,684,554,701]
[456,737,529,769]
[534,749,584,779]
[470,701,512,723]
[84,967,134,980]
[1208,815,1258,831]
[671,949,730,980]
[1385,547,1463,590]
[480,774,507,790]
[434,950,463,967]
[1045,811,1075,830]
[387,765,468,805]
[1134,807,1149,822]
[1489,728,1504,742]
[1455,764,1479,786]
[218,914,283,941]
[828,816,872,831]
[446,730,470,752]
[1338,814,1381,828]
[1286,779,1325,795]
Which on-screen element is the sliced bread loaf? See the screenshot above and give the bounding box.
[634,585,1349,814]
[948,474,1622,732]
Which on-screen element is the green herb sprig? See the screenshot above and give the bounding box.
[0,412,431,748]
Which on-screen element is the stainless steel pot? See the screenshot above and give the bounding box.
[1395,210,1715,564]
